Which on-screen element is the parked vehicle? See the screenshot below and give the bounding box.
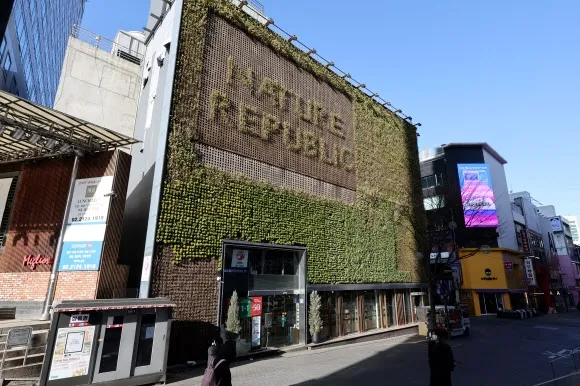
[417,305,471,338]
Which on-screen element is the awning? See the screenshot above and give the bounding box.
[0,91,138,164]
[52,298,176,312]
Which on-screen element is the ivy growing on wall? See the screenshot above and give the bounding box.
[158,0,425,284]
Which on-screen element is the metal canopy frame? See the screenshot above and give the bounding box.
[0,91,138,164]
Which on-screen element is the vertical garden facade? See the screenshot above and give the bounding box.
[151,0,427,361]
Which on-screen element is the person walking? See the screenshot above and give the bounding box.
[428,332,456,386]
[202,344,232,386]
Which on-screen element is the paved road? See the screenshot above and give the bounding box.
[169,312,580,386]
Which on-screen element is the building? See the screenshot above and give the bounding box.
[564,215,580,244]
[510,191,554,311]
[537,206,578,307]
[419,143,518,252]
[0,91,136,319]
[53,25,144,145]
[121,0,426,363]
[459,248,526,316]
[0,0,85,106]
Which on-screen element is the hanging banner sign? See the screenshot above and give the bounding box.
[58,176,113,271]
[48,326,95,380]
[524,258,537,286]
[251,315,261,348]
[251,297,262,316]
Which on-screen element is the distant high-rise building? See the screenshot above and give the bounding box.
[564,215,580,244]
[0,0,85,106]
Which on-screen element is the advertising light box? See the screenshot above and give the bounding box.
[457,164,499,228]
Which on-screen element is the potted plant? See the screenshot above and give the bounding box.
[309,291,323,344]
[225,291,242,359]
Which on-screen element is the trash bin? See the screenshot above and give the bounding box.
[39,298,175,386]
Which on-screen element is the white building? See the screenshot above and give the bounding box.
[564,215,580,245]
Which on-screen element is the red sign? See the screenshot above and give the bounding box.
[250,297,262,316]
[520,230,531,255]
[504,262,513,270]
[23,255,54,270]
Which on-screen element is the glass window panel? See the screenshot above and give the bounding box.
[135,313,156,367]
[387,290,396,326]
[404,290,412,324]
[99,316,124,373]
[363,291,377,330]
[342,292,359,335]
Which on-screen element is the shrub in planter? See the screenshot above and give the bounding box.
[225,291,242,358]
[309,291,323,343]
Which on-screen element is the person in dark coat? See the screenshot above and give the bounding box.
[428,333,456,386]
[207,345,232,386]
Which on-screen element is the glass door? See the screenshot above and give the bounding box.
[133,310,169,376]
[92,311,137,383]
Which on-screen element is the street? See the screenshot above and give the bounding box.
[169,313,580,386]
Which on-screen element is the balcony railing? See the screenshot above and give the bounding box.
[71,24,144,65]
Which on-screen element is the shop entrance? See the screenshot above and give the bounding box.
[478,293,504,315]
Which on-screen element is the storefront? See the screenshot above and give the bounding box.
[459,248,526,316]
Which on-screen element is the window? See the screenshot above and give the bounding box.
[421,173,444,189]
[0,38,5,59]
[424,196,445,211]
[0,177,18,249]
[3,53,11,71]
[135,314,156,367]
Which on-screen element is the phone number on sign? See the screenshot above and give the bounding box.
[61,264,98,270]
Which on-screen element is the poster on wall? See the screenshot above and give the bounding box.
[48,326,95,380]
[231,249,249,268]
[58,176,113,271]
[457,164,499,228]
[251,316,261,348]
[524,258,537,286]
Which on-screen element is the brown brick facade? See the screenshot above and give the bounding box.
[0,150,131,303]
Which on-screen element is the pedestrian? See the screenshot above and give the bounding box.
[201,344,232,386]
[428,331,456,386]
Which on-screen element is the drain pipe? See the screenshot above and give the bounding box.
[40,152,82,321]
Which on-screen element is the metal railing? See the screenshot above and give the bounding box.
[71,24,144,65]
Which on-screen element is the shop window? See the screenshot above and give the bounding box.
[320,292,337,340]
[403,290,412,324]
[387,290,396,327]
[342,292,359,335]
[261,295,299,348]
[246,248,301,291]
[363,291,378,331]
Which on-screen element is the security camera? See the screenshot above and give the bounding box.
[103,191,117,198]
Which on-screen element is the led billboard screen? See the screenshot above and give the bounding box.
[457,163,499,228]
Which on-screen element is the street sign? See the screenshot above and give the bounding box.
[6,326,32,349]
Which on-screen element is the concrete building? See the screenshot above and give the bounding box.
[510,192,557,311]
[419,143,518,252]
[53,26,144,145]
[537,206,578,307]
[564,215,580,244]
[0,0,85,106]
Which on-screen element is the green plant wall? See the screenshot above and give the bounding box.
[158,0,426,284]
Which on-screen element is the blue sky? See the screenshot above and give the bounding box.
[83,1,580,217]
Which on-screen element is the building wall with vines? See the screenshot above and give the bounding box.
[150,0,426,332]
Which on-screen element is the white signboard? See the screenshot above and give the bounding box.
[231,249,249,268]
[550,217,563,232]
[48,326,95,380]
[251,316,261,348]
[524,258,537,286]
[6,327,32,349]
[67,176,114,224]
[58,176,114,272]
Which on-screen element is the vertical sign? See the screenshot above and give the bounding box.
[58,176,113,271]
[457,164,499,228]
[251,315,261,348]
[524,258,537,286]
[250,297,262,316]
[520,229,531,255]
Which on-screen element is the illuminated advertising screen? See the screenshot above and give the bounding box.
[457,164,499,228]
